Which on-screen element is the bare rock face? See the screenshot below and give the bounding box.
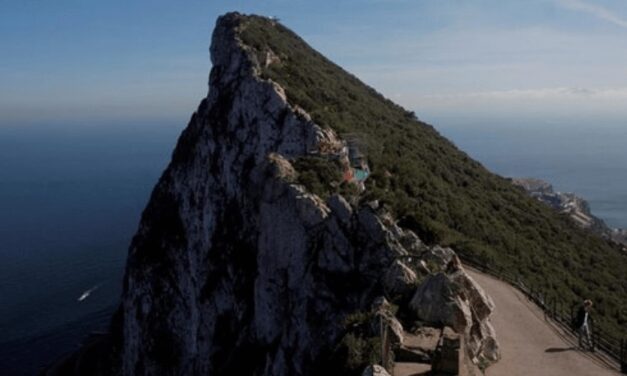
[383,260,418,298]
[114,13,422,376]
[408,267,500,367]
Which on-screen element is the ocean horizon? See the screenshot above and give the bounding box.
[1,120,625,374]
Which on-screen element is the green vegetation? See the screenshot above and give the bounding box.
[292,156,343,199]
[325,312,383,376]
[292,155,362,200]
[238,16,627,338]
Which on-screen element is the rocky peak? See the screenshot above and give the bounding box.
[115,13,415,376]
[46,13,500,376]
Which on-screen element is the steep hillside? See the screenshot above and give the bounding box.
[238,15,626,337]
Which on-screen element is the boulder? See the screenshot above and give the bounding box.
[371,297,404,346]
[469,319,500,364]
[449,270,494,320]
[448,270,499,365]
[383,260,418,298]
[409,273,472,333]
[408,268,500,367]
[421,245,456,271]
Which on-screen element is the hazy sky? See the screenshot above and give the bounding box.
[2,0,627,127]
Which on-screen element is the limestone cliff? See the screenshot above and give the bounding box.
[118,14,399,375]
[46,13,501,376]
[115,13,433,375]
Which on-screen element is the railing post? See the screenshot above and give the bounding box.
[621,338,627,374]
[380,315,385,369]
[592,321,598,352]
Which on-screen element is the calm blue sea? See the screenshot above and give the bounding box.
[1,120,625,375]
[0,123,182,375]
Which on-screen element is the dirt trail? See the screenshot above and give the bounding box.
[466,268,619,376]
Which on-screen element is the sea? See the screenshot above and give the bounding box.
[0,122,182,375]
[0,120,626,374]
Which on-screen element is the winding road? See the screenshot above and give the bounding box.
[466,268,620,376]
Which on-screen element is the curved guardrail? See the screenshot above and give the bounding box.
[456,253,627,374]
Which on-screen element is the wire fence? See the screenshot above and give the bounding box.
[457,253,627,374]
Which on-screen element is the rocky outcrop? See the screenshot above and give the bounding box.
[421,245,456,272]
[408,265,500,367]
[383,260,418,298]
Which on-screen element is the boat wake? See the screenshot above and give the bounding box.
[77,284,101,302]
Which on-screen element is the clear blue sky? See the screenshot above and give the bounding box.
[2,0,627,127]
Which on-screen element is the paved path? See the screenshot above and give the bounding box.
[393,362,430,376]
[466,268,620,376]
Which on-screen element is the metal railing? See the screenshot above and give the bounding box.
[380,315,392,371]
[457,253,627,374]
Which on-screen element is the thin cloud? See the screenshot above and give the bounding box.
[419,86,622,100]
[555,0,627,29]
[399,86,627,122]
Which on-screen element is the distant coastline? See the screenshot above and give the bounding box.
[438,123,627,232]
[512,177,627,249]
